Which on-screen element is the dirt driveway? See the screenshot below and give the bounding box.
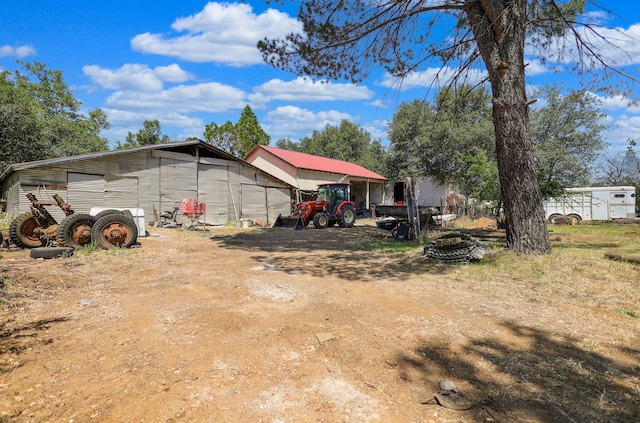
[1,220,638,422]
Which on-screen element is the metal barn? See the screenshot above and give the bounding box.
[0,140,293,226]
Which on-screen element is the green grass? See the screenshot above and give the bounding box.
[615,308,639,318]
[549,222,640,257]
[73,242,101,256]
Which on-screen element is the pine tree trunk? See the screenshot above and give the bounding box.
[467,0,550,254]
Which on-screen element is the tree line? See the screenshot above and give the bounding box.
[2,61,638,212]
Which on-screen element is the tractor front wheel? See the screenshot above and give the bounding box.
[91,214,138,249]
[57,213,96,248]
[338,205,356,228]
[313,213,329,229]
[9,212,44,248]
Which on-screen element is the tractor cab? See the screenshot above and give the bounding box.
[317,183,349,215]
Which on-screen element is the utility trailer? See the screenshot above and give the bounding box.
[544,186,637,223]
[374,205,438,228]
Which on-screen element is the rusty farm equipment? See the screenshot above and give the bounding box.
[274,183,356,229]
[9,193,138,251]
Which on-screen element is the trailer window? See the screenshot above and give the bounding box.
[613,194,626,198]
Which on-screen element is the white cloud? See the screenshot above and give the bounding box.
[362,124,387,142]
[524,58,548,76]
[380,67,488,91]
[105,82,247,113]
[83,63,193,91]
[367,99,390,108]
[0,44,36,58]
[605,114,640,151]
[101,109,205,146]
[250,77,374,103]
[587,92,640,113]
[538,23,640,67]
[264,106,354,137]
[153,64,194,82]
[130,2,301,66]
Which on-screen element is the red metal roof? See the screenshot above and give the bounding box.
[252,145,386,180]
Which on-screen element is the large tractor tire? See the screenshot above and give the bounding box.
[313,212,329,229]
[93,209,124,221]
[9,212,44,248]
[91,214,138,249]
[338,205,356,228]
[56,213,96,248]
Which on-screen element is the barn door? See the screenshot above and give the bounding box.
[105,176,139,208]
[159,158,197,219]
[266,187,292,224]
[241,184,267,222]
[197,163,229,225]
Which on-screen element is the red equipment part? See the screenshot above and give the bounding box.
[181,198,206,219]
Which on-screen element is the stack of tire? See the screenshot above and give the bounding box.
[423,233,486,264]
[9,209,138,259]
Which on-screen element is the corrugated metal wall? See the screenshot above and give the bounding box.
[267,187,293,221]
[5,180,19,217]
[159,157,198,223]
[68,173,105,212]
[105,176,139,208]
[241,184,267,221]
[197,159,229,225]
[3,146,293,226]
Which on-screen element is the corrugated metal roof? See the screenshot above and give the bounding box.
[250,145,387,180]
[0,141,293,188]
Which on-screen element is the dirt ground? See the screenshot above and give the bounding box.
[0,219,638,422]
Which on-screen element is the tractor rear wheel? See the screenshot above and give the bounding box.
[94,209,124,221]
[338,205,356,228]
[91,214,138,249]
[57,213,96,248]
[9,212,44,248]
[313,213,329,229]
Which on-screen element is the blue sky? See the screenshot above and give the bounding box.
[2,1,640,155]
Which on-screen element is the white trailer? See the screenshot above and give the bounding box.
[544,186,637,223]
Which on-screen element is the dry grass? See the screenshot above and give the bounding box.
[1,219,639,422]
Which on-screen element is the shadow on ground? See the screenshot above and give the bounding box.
[396,320,640,422]
[210,226,463,281]
[0,317,69,375]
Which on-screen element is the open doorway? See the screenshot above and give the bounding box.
[393,182,405,205]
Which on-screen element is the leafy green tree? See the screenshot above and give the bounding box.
[204,120,238,155]
[275,137,303,151]
[461,148,501,203]
[259,0,631,254]
[0,61,109,171]
[386,100,432,182]
[235,105,270,158]
[387,86,495,192]
[280,120,388,176]
[530,85,608,198]
[204,105,269,158]
[117,119,170,149]
[427,86,495,187]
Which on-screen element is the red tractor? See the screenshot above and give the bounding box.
[275,183,356,229]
